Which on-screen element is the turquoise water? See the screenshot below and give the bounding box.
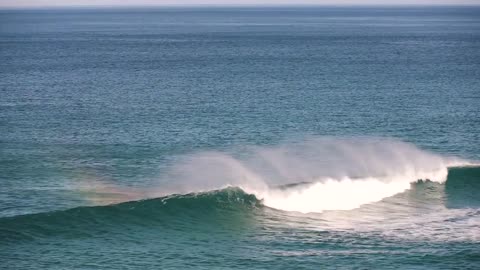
[1,6,480,269]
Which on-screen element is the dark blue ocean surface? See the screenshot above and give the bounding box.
[1,6,479,269]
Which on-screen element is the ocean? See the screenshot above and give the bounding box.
[0,6,479,269]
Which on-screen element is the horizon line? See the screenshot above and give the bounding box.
[1,3,480,10]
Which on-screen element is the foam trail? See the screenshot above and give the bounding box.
[78,137,474,213]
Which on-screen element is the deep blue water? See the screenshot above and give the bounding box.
[1,6,480,269]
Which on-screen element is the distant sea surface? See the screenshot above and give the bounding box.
[1,6,480,269]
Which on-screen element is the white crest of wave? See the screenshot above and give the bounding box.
[153,137,468,213]
[249,171,447,213]
[253,178,410,213]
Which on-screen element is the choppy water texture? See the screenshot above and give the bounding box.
[1,6,480,270]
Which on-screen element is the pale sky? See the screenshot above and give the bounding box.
[1,0,480,8]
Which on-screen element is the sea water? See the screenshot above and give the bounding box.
[1,6,479,269]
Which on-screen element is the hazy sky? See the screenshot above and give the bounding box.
[1,0,480,8]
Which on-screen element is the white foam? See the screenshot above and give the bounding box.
[245,168,449,213]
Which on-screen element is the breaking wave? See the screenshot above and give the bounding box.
[78,137,477,213]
